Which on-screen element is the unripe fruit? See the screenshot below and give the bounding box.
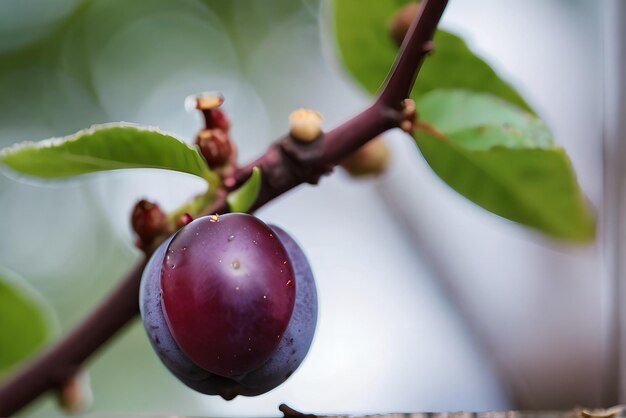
[140,213,317,398]
[341,137,391,177]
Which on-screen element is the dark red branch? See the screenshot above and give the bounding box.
[0,260,146,416]
[378,0,448,108]
[223,104,399,213]
[213,0,448,213]
[0,0,448,415]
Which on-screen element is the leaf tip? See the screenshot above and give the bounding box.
[226,167,262,213]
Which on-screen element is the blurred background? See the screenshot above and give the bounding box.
[0,0,619,416]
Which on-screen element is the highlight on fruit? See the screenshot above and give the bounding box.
[139,213,318,399]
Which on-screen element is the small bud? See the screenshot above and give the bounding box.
[196,129,234,169]
[176,213,194,229]
[402,98,416,115]
[341,137,391,177]
[186,91,224,111]
[400,98,417,133]
[57,371,93,415]
[131,199,166,244]
[389,2,421,46]
[197,95,223,110]
[289,108,323,143]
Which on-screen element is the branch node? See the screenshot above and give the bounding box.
[185,91,224,112]
[400,98,418,133]
[279,134,332,185]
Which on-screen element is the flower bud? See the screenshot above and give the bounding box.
[289,109,323,143]
[389,2,420,46]
[189,91,224,111]
[341,137,391,177]
[400,98,417,133]
[131,199,166,244]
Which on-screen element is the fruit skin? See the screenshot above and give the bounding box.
[139,214,317,398]
[161,214,296,378]
[140,235,212,381]
[232,225,317,395]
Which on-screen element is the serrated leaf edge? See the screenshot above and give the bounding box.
[416,133,595,241]
[0,121,218,185]
[0,122,187,158]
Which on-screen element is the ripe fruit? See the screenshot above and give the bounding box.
[140,213,317,398]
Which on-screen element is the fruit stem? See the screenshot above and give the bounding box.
[0,0,448,415]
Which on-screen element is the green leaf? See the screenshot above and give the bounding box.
[0,123,217,185]
[416,132,595,242]
[227,167,261,213]
[332,0,531,111]
[0,266,57,376]
[414,91,594,241]
[334,1,594,241]
[418,90,552,148]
